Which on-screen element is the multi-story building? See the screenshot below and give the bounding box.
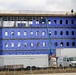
[0,10,76,56]
[0,10,76,68]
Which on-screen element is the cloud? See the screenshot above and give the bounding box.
[46,0,76,11]
[0,0,76,11]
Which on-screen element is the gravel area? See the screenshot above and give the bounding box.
[0,68,76,75]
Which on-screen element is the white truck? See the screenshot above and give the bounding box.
[0,54,48,69]
[0,48,76,69]
[56,48,76,68]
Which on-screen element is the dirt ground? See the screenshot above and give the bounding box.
[0,68,76,75]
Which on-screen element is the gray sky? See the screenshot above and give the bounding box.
[0,0,76,11]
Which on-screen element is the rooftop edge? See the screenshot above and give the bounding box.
[0,10,76,16]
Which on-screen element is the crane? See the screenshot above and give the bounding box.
[40,17,55,57]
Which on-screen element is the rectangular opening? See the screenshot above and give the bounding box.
[43,42,46,47]
[30,31,33,35]
[48,20,51,24]
[72,31,74,35]
[66,31,69,35]
[54,31,57,35]
[24,43,27,47]
[31,43,34,47]
[60,31,63,35]
[11,31,14,35]
[5,32,8,36]
[11,43,14,47]
[5,43,8,47]
[66,20,68,24]
[42,31,46,36]
[36,31,39,35]
[37,42,39,47]
[71,20,74,24]
[60,20,62,24]
[29,20,33,24]
[24,31,27,36]
[72,42,75,46]
[18,31,21,36]
[66,42,69,46]
[54,20,56,24]
[36,20,39,24]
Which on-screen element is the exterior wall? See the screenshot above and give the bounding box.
[0,16,76,55]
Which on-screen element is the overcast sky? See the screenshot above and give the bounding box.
[0,0,76,11]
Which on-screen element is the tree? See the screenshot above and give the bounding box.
[71,9,74,14]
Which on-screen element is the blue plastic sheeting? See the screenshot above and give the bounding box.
[0,16,76,55]
[1,39,76,50]
[1,49,56,55]
[32,17,76,27]
[1,28,76,39]
[2,50,50,55]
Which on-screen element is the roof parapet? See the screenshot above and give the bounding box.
[0,10,75,16]
[0,10,69,14]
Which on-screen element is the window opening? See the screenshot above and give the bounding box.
[24,43,27,47]
[54,31,57,35]
[36,20,39,24]
[55,42,58,46]
[5,43,8,47]
[29,20,33,24]
[11,31,14,35]
[54,20,56,24]
[11,43,14,47]
[66,31,69,35]
[66,20,68,24]
[60,42,64,46]
[30,31,33,35]
[42,31,46,36]
[18,42,21,47]
[42,21,45,24]
[72,42,75,46]
[37,42,39,47]
[60,31,63,35]
[24,31,27,36]
[71,20,74,24]
[49,31,51,35]
[5,32,8,36]
[31,43,34,47]
[66,42,69,46]
[18,31,20,36]
[36,31,39,35]
[48,20,51,24]
[60,20,62,24]
[72,31,74,35]
[43,42,46,47]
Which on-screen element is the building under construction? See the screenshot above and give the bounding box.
[0,10,76,69]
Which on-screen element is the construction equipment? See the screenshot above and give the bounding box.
[40,17,54,57]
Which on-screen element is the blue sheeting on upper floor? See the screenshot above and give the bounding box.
[0,16,76,55]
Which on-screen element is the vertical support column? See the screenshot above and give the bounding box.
[16,17,18,27]
[9,17,10,27]
[0,17,3,27]
[0,17,1,27]
[14,17,16,27]
[26,17,29,27]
